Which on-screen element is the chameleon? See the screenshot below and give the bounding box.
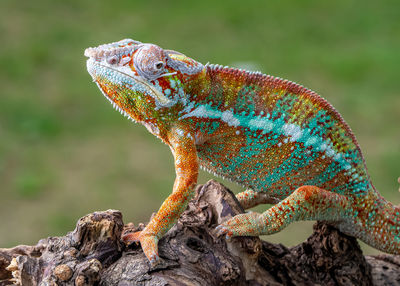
[84,38,400,265]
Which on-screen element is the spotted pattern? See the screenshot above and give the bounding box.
[85,39,400,265]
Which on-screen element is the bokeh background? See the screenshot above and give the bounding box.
[1,0,399,254]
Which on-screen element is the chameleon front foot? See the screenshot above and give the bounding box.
[215,212,262,239]
[122,230,160,266]
[122,230,141,245]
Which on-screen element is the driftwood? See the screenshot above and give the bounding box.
[1,180,399,285]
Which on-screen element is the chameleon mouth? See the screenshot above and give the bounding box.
[86,57,174,108]
[85,58,135,121]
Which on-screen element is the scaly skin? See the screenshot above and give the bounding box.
[85,39,400,265]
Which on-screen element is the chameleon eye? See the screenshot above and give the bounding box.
[133,44,166,80]
[107,55,119,65]
[155,61,164,70]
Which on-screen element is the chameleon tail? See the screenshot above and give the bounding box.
[338,186,400,254]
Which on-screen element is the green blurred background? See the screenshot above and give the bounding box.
[0,0,399,254]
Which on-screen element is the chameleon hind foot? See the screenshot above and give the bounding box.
[217,185,350,239]
[236,189,280,210]
[215,211,262,239]
[122,229,160,266]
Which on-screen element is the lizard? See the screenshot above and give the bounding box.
[84,38,400,266]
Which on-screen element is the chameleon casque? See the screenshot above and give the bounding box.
[85,39,400,265]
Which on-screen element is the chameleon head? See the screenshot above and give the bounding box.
[85,39,204,124]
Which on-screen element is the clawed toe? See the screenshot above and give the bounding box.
[215,224,234,240]
[122,230,141,246]
[149,254,160,267]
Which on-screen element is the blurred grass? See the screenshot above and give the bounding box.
[0,0,399,255]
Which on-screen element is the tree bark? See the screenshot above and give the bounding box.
[0,180,399,285]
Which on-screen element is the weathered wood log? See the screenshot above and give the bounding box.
[1,180,399,285]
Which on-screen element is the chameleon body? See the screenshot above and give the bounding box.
[85,39,400,265]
